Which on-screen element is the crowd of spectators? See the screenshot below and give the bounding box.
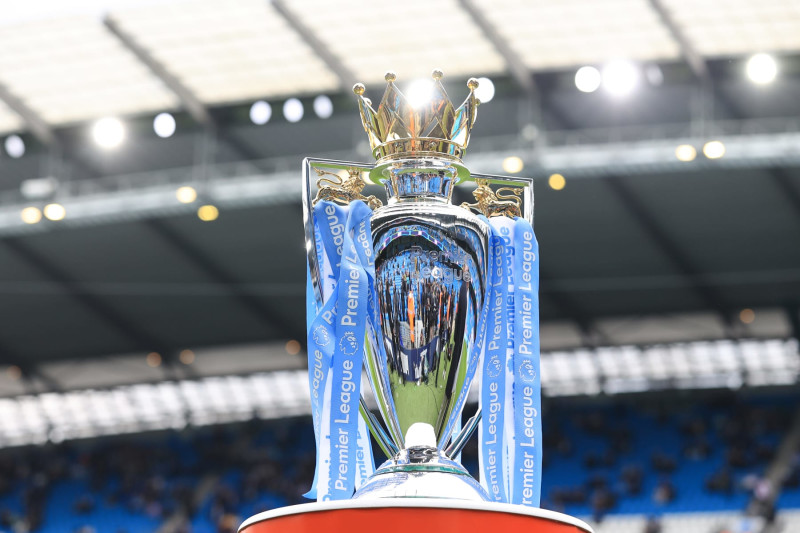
[0,393,795,533]
[538,395,793,524]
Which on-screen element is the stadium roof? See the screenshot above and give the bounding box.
[0,0,798,132]
[0,0,797,394]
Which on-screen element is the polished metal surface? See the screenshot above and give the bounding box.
[352,446,490,501]
[365,158,490,450]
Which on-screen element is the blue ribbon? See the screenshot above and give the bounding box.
[511,217,541,506]
[478,216,541,507]
[479,219,511,502]
[305,200,374,501]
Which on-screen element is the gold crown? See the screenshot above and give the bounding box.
[353,70,481,163]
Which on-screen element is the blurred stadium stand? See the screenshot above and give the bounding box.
[0,0,799,532]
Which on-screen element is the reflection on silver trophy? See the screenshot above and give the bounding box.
[303,70,539,503]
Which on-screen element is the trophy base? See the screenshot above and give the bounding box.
[352,445,489,501]
[238,499,593,533]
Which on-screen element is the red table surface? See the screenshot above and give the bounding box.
[241,506,588,533]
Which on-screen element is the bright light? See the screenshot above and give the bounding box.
[502,156,524,174]
[549,174,566,191]
[675,144,697,162]
[4,135,25,158]
[20,207,42,224]
[43,203,66,221]
[602,60,640,97]
[746,53,777,85]
[703,140,726,159]
[176,186,197,204]
[406,79,434,108]
[575,66,601,93]
[283,98,304,123]
[146,352,162,368]
[313,95,333,119]
[474,77,495,103]
[197,205,219,221]
[250,101,272,125]
[740,308,755,324]
[179,349,195,365]
[91,117,125,149]
[285,340,301,355]
[153,112,176,138]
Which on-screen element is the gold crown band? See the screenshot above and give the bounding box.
[353,70,481,163]
[373,138,465,162]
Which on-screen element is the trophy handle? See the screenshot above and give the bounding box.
[359,396,400,458]
[444,407,482,458]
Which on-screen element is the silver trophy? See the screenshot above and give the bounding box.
[303,71,533,501]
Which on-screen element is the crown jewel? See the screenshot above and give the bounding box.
[353,70,481,163]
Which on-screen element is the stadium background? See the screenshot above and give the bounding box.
[0,0,799,532]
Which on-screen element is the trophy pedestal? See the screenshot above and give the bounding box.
[238,499,593,533]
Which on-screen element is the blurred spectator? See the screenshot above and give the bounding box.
[653,479,676,505]
[643,515,662,533]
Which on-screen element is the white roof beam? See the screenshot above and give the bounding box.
[270,0,357,91]
[457,0,537,97]
[103,16,212,126]
[647,0,709,81]
[0,83,57,147]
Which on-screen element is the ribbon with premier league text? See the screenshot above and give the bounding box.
[306,199,541,506]
[478,216,542,507]
[305,200,375,501]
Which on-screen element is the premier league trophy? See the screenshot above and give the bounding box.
[239,71,592,533]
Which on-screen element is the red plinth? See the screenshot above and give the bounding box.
[239,499,593,533]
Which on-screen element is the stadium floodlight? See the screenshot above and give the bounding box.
[602,60,640,96]
[43,203,66,221]
[313,95,333,119]
[91,117,125,149]
[153,112,176,138]
[250,101,272,125]
[675,144,697,162]
[283,98,304,123]
[197,204,219,221]
[502,156,524,173]
[175,186,197,204]
[575,66,601,93]
[548,173,566,190]
[746,53,777,85]
[703,140,726,159]
[474,77,495,103]
[20,207,42,225]
[4,134,25,158]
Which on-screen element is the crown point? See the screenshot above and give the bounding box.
[385,72,397,82]
[353,83,365,95]
[467,78,479,90]
[432,69,444,80]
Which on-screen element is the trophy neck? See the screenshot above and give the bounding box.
[381,157,457,205]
